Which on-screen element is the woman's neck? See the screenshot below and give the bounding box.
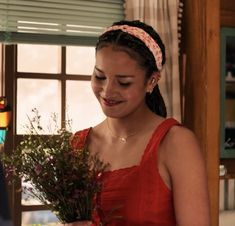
[106,107,158,137]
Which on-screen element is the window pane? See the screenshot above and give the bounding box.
[22,210,59,226]
[22,180,41,206]
[17,44,61,73]
[17,79,61,134]
[66,46,95,75]
[66,81,105,132]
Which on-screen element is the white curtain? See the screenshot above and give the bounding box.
[124,0,181,121]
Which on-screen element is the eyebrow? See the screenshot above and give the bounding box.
[94,66,134,78]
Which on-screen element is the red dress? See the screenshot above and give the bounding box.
[71,118,180,226]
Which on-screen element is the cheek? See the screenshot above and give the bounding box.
[125,85,147,100]
[91,78,101,95]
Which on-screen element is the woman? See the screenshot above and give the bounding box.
[71,20,211,226]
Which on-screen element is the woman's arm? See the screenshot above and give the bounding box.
[163,126,211,226]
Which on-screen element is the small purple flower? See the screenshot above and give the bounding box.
[34,164,42,175]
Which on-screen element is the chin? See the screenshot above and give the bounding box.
[101,110,122,118]
[102,109,137,120]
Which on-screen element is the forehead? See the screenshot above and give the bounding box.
[95,45,143,71]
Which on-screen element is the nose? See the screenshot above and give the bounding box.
[103,79,116,97]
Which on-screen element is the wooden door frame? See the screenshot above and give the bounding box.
[182,1,220,226]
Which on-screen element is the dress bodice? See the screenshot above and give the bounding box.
[71,118,180,226]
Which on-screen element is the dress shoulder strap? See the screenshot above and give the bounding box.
[155,118,180,141]
[70,128,91,149]
[142,118,181,162]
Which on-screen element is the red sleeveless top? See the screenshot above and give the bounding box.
[71,118,180,226]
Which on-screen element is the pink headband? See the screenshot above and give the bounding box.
[103,24,163,71]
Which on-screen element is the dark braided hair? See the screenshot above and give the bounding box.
[96,20,167,117]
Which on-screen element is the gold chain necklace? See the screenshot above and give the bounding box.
[106,119,138,143]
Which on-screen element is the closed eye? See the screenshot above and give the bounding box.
[95,75,106,80]
[118,82,131,87]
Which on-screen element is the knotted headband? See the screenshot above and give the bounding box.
[103,24,163,71]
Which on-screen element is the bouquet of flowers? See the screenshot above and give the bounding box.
[0,109,107,224]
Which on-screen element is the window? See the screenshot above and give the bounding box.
[5,43,105,226]
[1,0,124,224]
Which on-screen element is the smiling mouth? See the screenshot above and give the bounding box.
[102,97,123,106]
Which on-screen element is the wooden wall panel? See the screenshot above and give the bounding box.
[182,1,220,226]
[221,0,235,27]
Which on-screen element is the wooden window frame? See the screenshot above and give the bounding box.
[3,43,95,226]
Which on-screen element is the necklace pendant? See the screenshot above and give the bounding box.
[120,137,127,142]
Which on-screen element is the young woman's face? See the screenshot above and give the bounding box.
[91,45,151,118]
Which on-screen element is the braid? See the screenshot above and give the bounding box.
[96,20,167,117]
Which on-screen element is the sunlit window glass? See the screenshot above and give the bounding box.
[17,79,61,134]
[22,210,59,226]
[66,81,105,132]
[17,44,61,73]
[21,180,41,206]
[66,46,95,75]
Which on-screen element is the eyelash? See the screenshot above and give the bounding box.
[119,82,131,87]
[94,75,132,87]
[95,75,105,80]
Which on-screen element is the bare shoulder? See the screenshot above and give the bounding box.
[162,124,202,160]
[161,124,206,179]
[164,124,199,145]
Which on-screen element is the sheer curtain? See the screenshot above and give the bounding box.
[124,0,181,121]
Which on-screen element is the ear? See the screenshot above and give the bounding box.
[146,72,160,93]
